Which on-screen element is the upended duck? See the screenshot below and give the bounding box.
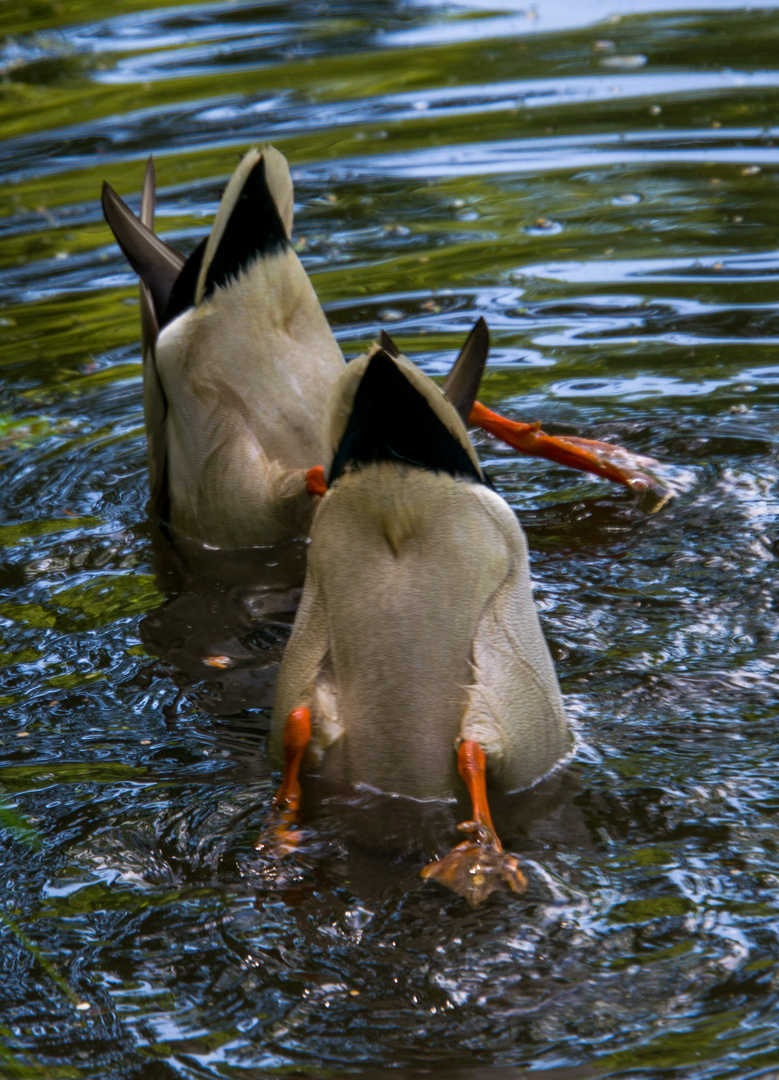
[102,146,344,548]
[267,340,572,906]
[102,146,666,550]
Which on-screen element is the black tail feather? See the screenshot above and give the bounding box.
[329,350,483,486]
[101,180,185,326]
[442,317,489,423]
[201,154,288,303]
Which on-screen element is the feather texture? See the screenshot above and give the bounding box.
[103,146,344,547]
[271,349,570,800]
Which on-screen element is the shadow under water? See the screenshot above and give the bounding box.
[140,530,305,718]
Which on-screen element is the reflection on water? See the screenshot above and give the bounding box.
[3,0,779,1076]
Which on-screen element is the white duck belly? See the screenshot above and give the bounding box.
[155,247,344,547]
[272,465,570,801]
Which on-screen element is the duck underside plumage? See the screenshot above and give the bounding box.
[155,247,343,547]
[102,144,668,550]
[272,463,570,802]
[103,145,344,548]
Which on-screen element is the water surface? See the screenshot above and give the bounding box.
[2,1,779,1077]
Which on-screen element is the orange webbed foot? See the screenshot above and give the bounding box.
[421,742,527,906]
[255,814,305,858]
[421,821,527,907]
[469,401,669,502]
[305,465,327,497]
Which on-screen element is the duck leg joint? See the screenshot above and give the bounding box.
[256,707,311,856]
[274,706,312,812]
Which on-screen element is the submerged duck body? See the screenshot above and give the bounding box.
[268,344,571,902]
[103,147,344,548]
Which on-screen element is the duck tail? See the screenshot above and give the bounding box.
[102,145,295,334]
[378,318,489,425]
[327,337,485,486]
[101,174,185,329]
[191,145,294,310]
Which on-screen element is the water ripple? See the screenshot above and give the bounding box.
[3,0,779,1077]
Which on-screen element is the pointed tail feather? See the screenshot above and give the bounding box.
[102,158,172,522]
[378,329,400,357]
[381,318,489,422]
[140,155,155,229]
[137,156,160,355]
[380,319,489,424]
[443,317,489,424]
[101,180,185,325]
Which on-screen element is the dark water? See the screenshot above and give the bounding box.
[3,1,779,1076]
